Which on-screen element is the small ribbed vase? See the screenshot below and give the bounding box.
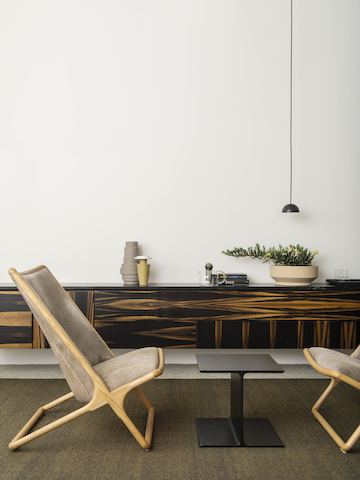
[120,241,139,286]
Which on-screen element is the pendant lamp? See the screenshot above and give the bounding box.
[282,0,299,213]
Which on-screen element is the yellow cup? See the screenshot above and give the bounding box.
[137,260,150,287]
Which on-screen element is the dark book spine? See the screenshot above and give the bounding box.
[225,274,248,279]
[225,279,249,285]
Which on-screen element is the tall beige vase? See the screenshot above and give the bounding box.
[135,257,150,287]
[120,241,139,286]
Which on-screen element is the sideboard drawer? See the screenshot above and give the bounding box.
[94,290,197,348]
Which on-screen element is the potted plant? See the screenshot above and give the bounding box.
[222,244,319,286]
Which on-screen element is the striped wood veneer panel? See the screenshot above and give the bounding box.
[0,292,32,348]
[94,290,197,348]
[1,287,359,349]
[209,289,360,349]
[94,288,360,349]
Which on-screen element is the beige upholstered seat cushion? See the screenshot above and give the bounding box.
[309,347,360,381]
[94,347,160,392]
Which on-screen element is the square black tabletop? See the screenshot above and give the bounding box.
[196,354,284,373]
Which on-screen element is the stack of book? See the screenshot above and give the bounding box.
[224,273,249,286]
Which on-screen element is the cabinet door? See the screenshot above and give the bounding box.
[220,289,360,349]
[158,288,214,347]
[0,291,32,348]
[94,290,197,348]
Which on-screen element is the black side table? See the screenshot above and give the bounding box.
[196,354,284,447]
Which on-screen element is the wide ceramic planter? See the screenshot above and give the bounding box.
[270,265,318,286]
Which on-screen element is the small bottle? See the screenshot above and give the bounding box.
[205,263,213,285]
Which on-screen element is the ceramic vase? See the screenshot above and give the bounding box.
[120,241,139,286]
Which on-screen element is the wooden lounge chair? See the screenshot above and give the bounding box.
[8,265,164,451]
[304,345,360,453]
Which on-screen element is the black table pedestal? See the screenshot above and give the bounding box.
[196,372,283,448]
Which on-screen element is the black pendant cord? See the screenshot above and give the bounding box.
[289,0,293,204]
[282,0,299,213]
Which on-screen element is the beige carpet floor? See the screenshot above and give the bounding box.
[0,379,359,480]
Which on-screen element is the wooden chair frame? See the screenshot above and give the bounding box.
[303,348,360,453]
[8,266,164,451]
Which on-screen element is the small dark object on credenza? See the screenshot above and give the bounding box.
[224,280,249,286]
[224,273,248,286]
[225,273,247,280]
[326,279,360,287]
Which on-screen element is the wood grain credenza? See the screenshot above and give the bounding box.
[0,283,359,350]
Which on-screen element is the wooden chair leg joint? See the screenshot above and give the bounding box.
[312,380,360,453]
[10,386,159,451]
[109,388,156,451]
[9,392,88,451]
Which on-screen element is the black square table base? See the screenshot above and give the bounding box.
[195,355,285,448]
[196,417,284,447]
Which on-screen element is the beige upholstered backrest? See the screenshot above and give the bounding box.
[9,266,114,402]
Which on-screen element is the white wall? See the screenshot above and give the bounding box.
[0,0,359,284]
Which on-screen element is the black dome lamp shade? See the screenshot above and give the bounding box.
[282,0,300,213]
[282,203,299,213]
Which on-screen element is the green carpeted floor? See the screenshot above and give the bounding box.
[0,379,359,480]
